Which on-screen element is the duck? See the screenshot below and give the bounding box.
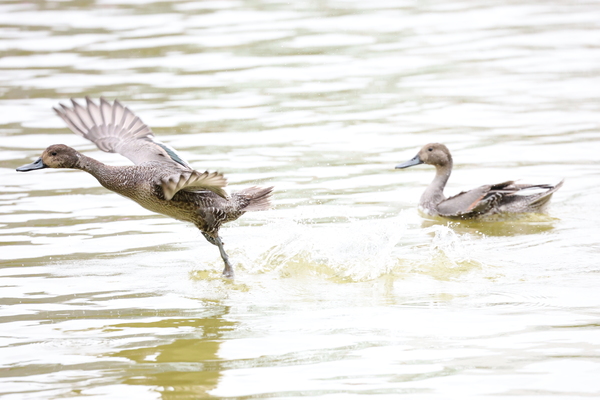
[395,143,563,219]
[17,97,273,278]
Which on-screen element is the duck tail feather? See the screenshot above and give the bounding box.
[235,186,274,212]
[528,179,564,208]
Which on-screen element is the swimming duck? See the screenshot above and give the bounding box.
[395,143,563,219]
[17,97,273,278]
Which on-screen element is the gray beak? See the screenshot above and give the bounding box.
[16,158,47,172]
[395,155,423,169]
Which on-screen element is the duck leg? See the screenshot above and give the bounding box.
[215,236,234,279]
[202,232,234,279]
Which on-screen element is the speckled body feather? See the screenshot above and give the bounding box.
[82,157,270,235]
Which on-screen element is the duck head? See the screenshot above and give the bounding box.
[395,143,452,169]
[17,144,80,172]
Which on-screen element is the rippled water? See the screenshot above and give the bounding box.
[2,0,600,398]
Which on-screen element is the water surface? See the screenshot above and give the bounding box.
[1,0,600,398]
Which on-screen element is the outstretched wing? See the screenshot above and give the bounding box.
[55,97,229,199]
[54,97,190,168]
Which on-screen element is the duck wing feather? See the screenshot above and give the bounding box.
[54,97,191,168]
[55,97,229,199]
[159,170,228,201]
[436,181,515,217]
[437,180,564,217]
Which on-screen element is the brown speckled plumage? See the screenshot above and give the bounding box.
[395,143,563,219]
[17,98,273,278]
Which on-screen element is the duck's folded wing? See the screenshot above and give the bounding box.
[54,97,190,168]
[159,170,229,200]
[436,187,488,217]
[436,181,516,217]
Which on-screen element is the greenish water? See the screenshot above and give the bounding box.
[1,0,600,398]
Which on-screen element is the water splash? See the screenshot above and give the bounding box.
[232,212,485,282]
[414,224,485,280]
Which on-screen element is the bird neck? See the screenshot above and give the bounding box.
[420,162,452,210]
[76,154,122,192]
[76,153,105,174]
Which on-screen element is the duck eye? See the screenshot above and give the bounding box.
[51,152,57,156]
[428,147,433,152]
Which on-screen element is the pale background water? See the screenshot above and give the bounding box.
[1,0,600,398]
